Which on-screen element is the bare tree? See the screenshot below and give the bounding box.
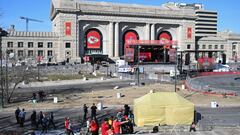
[3,66,38,103]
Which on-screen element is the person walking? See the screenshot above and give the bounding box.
[30,110,37,128]
[83,104,88,123]
[91,103,97,119]
[18,108,26,127]
[15,107,21,124]
[65,117,70,134]
[48,112,56,129]
[189,122,196,132]
[37,111,43,129]
[41,113,49,133]
[65,117,74,135]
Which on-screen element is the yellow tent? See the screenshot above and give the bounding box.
[134,92,194,127]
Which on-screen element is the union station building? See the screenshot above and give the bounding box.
[1,0,240,64]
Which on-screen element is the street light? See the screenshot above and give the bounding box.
[0,28,8,108]
[172,45,179,92]
[136,45,140,86]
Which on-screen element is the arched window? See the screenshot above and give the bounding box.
[85,28,103,50]
[122,30,139,56]
[158,31,172,41]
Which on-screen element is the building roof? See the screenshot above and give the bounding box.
[50,0,196,20]
[218,31,240,41]
[7,31,59,38]
[199,36,226,41]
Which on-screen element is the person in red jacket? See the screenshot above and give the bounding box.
[65,117,74,135]
[113,118,128,134]
[101,118,109,135]
[90,119,99,135]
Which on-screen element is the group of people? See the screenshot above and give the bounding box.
[15,107,26,127]
[31,111,56,133]
[82,104,134,135]
[32,91,46,102]
[15,107,56,133]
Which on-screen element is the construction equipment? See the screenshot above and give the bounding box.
[20,16,43,31]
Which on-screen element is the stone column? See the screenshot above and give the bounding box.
[114,22,119,57]
[145,23,150,40]
[151,24,155,40]
[109,22,114,57]
[178,25,183,50]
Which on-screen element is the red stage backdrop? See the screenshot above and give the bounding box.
[87,30,101,49]
[65,22,71,36]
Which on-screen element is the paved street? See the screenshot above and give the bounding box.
[0,78,240,134]
[0,105,240,134]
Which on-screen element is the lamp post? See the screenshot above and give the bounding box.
[173,45,179,92]
[0,28,8,108]
[5,50,9,101]
[136,45,140,86]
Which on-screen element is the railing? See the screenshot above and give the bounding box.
[185,75,237,96]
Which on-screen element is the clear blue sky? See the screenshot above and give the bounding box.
[0,0,239,33]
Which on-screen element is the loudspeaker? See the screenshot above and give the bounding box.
[185,53,190,65]
[222,53,226,64]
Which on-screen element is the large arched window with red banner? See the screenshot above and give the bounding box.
[158,31,173,62]
[122,30,139,56]
[158,31,172,49]
[85,29,102,50]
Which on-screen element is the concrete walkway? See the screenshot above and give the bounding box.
[19,77,123,88]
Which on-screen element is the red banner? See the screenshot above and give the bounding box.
[87,30,101,49]
[125,48,134,62]
[65,22,71,36]
[187,27,192,39]
[198,57,214,69]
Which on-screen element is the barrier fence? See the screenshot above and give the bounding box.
[185,74,237,97]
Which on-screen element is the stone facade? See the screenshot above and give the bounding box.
[1,0,240,64]
[50,0,196,62]
[198,32,240,62]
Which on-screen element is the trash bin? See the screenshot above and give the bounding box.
[117,93,121,98]
[211,101,217,108]
[53,97,58,103]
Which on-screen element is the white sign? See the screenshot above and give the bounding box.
[170,70,180,77]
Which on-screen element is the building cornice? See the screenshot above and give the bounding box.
[50,0,196,20]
